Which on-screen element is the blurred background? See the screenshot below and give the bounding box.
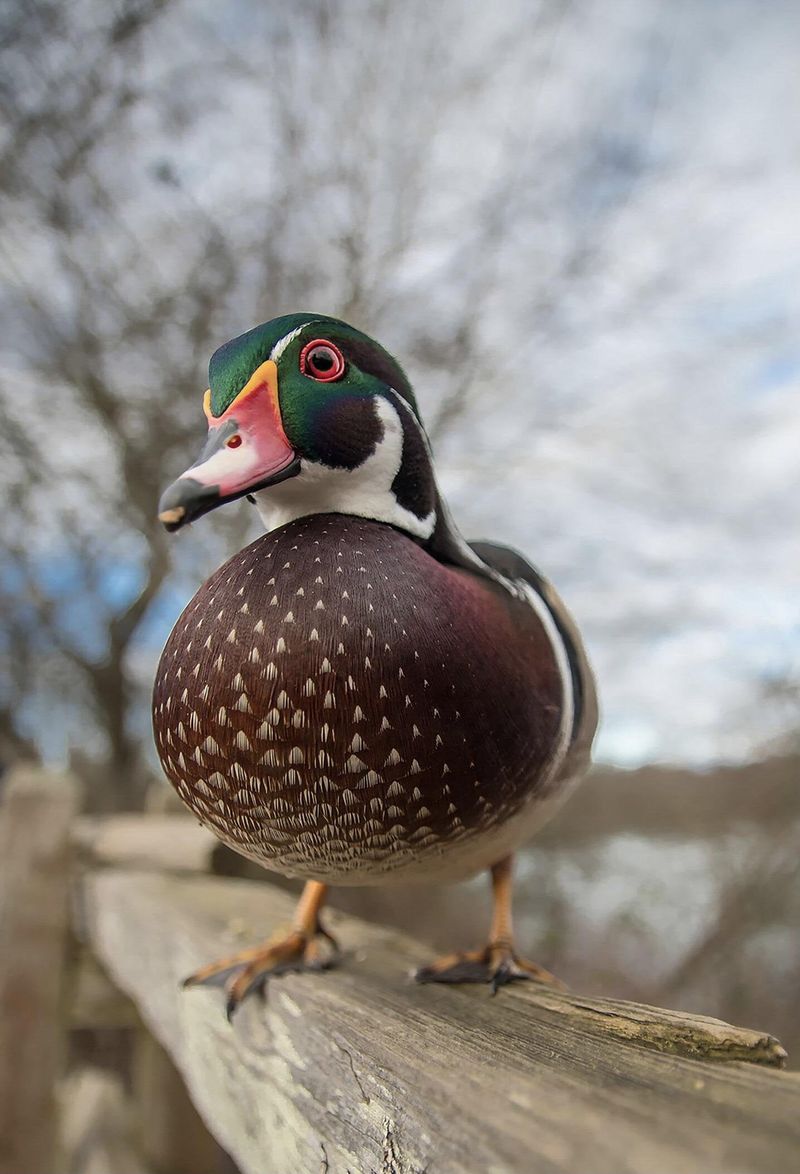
[1,0,799,1166]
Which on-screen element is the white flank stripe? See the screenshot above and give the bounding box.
[518,580,575,785]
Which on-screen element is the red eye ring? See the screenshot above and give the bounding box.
[299,339,345,382]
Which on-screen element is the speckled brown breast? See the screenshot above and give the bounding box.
[152,513,563,883]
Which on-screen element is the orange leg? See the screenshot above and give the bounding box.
[183,881,338,1019]
[415,855,564,993]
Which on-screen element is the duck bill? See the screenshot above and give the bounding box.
[158,359,299,532]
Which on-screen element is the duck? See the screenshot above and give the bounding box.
[153,312,597,1018]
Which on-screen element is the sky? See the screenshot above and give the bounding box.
[426,0,800,764]
[156,0,800,767]
[3,0,799,770]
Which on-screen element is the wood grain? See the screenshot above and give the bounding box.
[81,870,798,1174]
[0,767,79,1174]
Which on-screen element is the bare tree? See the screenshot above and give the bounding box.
[0,0,250,802]
[0,0,563,805]
[4,0,792,804]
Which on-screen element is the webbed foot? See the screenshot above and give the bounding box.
[183,880,336,1019]
[184,925,339,1019]
[415,940,563,994]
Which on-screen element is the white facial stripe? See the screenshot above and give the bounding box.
[384,384,422,424]
[254,396,436,538]
[269,326,306,363]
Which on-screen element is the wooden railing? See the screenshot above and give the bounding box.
[2,767,799,1174]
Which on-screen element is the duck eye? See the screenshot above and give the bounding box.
[300,339,345,382]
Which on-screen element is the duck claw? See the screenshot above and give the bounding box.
[183,927,340,1020]
[415,942,563,993]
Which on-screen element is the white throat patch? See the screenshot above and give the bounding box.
[254,396,437,539]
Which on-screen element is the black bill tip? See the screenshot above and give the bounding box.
[157,477,221,532]
[157,458,302,533]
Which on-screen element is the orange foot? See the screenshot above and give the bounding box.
[415,940,564,995]
[183,926,339,1020]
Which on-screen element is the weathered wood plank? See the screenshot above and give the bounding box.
[132,1028,235,1174]
[498,986,786,1066]
[68,946,140,1030]
[80,870,799,1174]
[0,766,80,1174]
[58,1067,153,1174]
[73,814,217,873]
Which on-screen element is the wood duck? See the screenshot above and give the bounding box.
[154,313,597,1017]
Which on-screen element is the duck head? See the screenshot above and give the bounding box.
[158,313,441,543]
